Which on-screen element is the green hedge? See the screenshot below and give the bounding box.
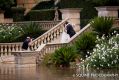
[12,7,25,22]
[57,0,97,27]
[32,0,54,10]
[26,9,55,21]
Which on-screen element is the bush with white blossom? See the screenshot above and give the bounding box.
[80,33,119,69]
[0,24,23,42]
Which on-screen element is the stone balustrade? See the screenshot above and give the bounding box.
[0,21,60,30]
[35,22,91,63]
[0,43,22,57]
[0,21,59,58]
[29,19,69,51]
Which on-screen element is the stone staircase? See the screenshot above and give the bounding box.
[0,18,119,64]
[0,18,91,63]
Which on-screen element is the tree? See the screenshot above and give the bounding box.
[0,0,14,10]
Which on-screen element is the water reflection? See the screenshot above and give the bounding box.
[0,64,119,80]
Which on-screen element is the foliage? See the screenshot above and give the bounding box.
[51,46,77,67]
[74,32,96,59]
[42,54,53,66]
[87,0,119,6]
[90,17,114,36]
[0,0,14,10]
[32,0,54,10]
[0,24,23,43]
[26,9,55,21]
[12,7,25,21]
[57,0,97,27]
[80,34,119,69]
[0,22,46,42]
[19,22,46,41]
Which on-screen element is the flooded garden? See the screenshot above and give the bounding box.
[0,64,119,80]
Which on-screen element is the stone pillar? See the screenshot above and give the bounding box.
[24,0,36,9]
[17,0,24,7]
[95,6,119,18]
[60,8,82,32]
[0,10,4,23]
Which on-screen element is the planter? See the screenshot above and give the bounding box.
[95,6,119,18]
[60,8,82,32]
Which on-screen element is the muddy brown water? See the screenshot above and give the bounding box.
[0,64,119,80]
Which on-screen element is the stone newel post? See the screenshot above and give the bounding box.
[0,10,4,23]
[95,6,119,18]
[60,8,82,32]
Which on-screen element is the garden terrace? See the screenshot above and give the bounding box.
[0,21,60,30]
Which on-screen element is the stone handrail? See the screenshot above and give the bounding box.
[0,43,22,56]
[36,19,119,62]
[0,21,60,57]
[29,19,69,50]
[0,21,60,30]
[36,23,91,63]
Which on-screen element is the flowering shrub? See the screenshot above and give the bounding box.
[0,24,23,42]
[80,34,119,69]
[0,22,45,42]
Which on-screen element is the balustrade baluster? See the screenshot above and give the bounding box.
[0,45,4,56]
[44,36,47,43]
[4,45,8,56]
[34,41,38,50]
[37,40,41,46]
[47,34,50,42]
[8,45,11,53]
[53,31,57,39]
[11,45,15,52]
[50,32,54,40]
[41,38,44,44]
[15,44,19,51]
[8,45,12,56]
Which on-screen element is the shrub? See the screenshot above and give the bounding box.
[58,0,97,27]
[42,54,53,66]
[19,22,46,41]
[32,0,54,10]
[90,17,114,36]
[27,9,55,21]
[0,22,46,42]
[12,7,25,21]
[81,34,119,69]
[74,32,96,59]
[0,24,23,43]
[51,46,78,67]
[88,0,119,6]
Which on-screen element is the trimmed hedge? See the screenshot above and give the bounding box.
[57,0,97,27]
[26,9,55,21]
[12,7,25,22]
[33,0,54,10]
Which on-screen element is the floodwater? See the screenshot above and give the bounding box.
[0,64,119,80]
